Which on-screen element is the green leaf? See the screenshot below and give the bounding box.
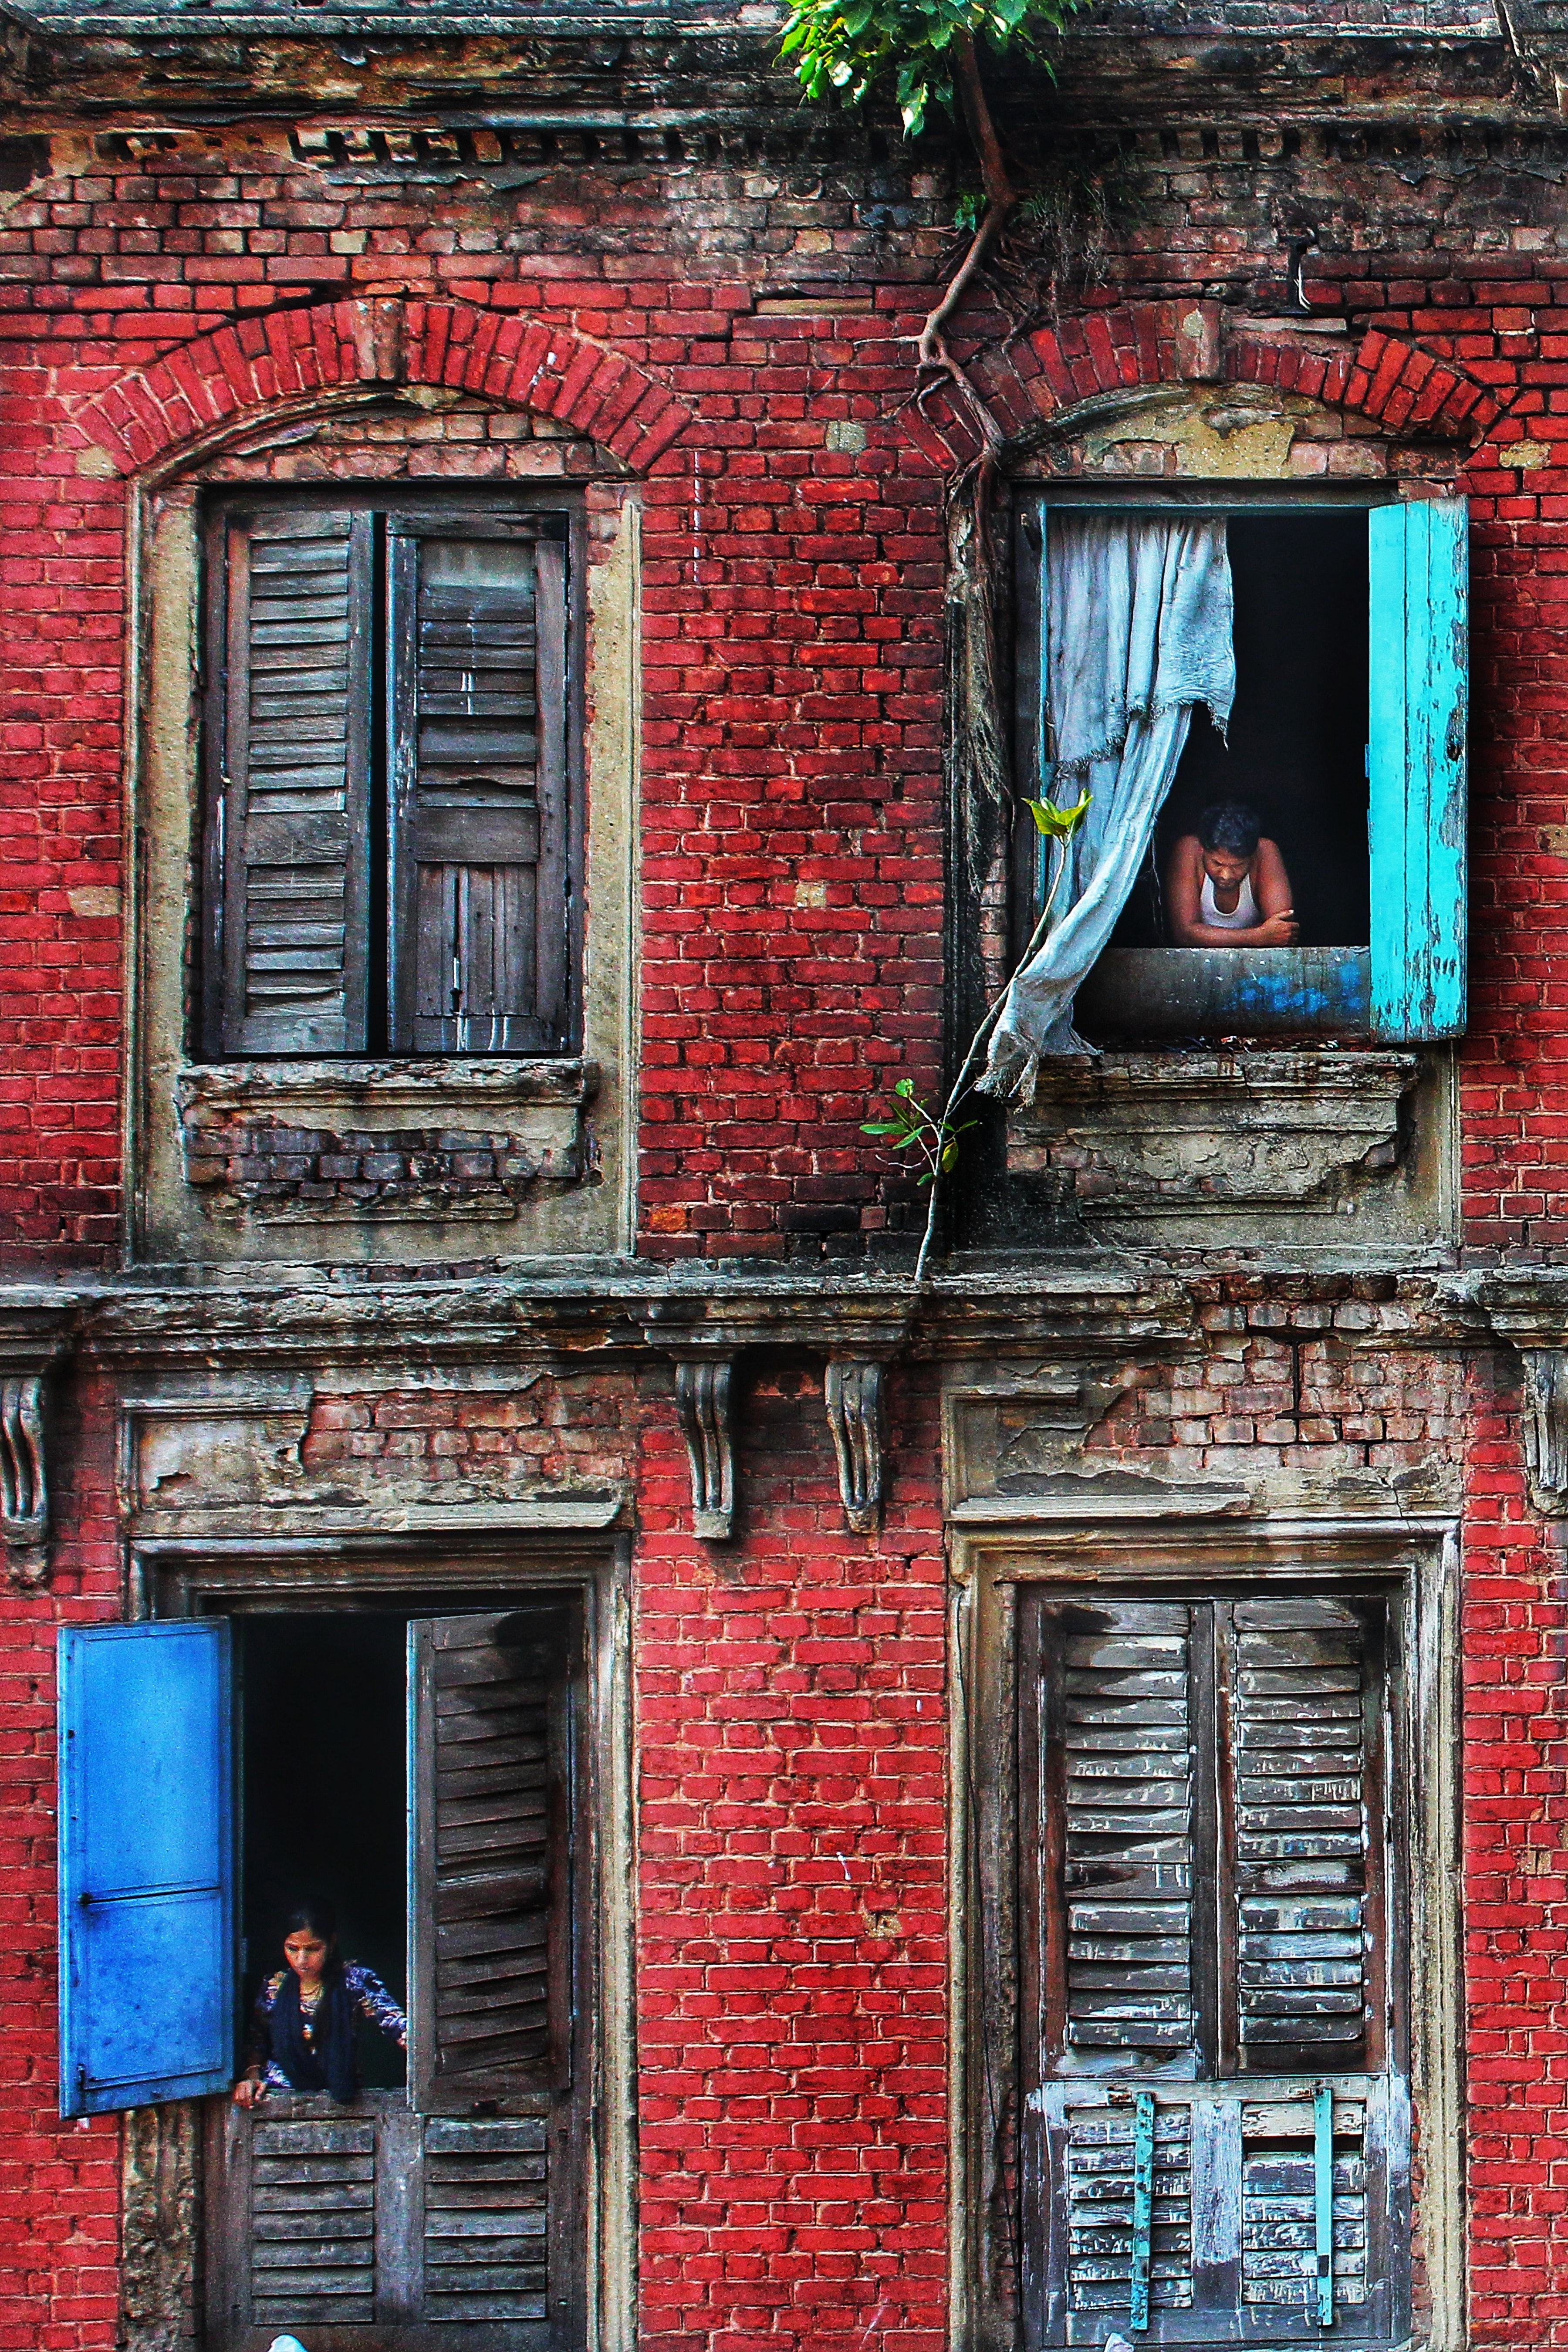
[894,1077,915,1097]
[1024,787,1092,838]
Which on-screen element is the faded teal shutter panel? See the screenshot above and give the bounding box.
[1367,498,1468,1040]
[58,1622,233,2116]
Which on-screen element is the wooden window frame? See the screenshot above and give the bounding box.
[948,1524,1464,2352]
[1018,1588,1403,2348]
[1020,1592,1397,2088]
[199,488,586,1066]
[184,1572,602,2352]
[1010,489,1467,1051]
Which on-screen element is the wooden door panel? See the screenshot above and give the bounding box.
[1022,1588,1408,2352]
[206,2094,561,2352]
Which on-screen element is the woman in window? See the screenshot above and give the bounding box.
[233,1899,406,2107]
[1167,800,1298,948]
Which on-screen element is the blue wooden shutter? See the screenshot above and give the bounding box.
[1367,498,1468,1041]
[58,1621,233,2116]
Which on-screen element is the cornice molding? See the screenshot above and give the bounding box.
[0,1263,1514,1377]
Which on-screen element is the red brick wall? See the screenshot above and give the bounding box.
[0,99,1563,2352]
[0,1375,122,2352]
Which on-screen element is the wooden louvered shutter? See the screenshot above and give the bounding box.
[1045,1599,1198,2063]
[410,1609,572,2110]
[1228,1598,1380,2073]
[207,506,373,1056]
[1026,1590,1406,2350]
[389,522,571,1055]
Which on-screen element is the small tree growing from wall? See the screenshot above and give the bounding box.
[781,0,1083,450]
[780,0,1088,1274]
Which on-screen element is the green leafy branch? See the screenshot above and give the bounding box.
[862,1077,982,1186]
[780,0,1077,455]
[1024,786,1091,841]
[780,0,1068,141]
[862,784,1091,1281]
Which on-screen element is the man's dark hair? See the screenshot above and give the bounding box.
[1196,800,1262,858]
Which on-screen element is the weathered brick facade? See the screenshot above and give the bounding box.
[2,7,1568,2352]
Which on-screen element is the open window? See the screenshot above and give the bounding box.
[59,1603,589,2350]
[1014,497,1466,1052]
[200,495,578,1061]
[1019,1589,1409,2349]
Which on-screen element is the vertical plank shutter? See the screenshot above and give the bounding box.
[389,526,571,1054]
[1231,1599,1372,2068]
[58,1620,233,2115]
[1367,497,1467,1041]
[1053,1601,1197,2060]
[213,507,373,1056]
[410,1609,570,2110]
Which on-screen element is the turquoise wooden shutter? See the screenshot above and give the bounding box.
[1367,498,1468,1040]
[58,1621,233,2116]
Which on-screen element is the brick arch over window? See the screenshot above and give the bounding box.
[71,296,695,479]
[905,298,1503,466]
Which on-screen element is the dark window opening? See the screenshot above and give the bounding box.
[240,1614,409,2090]
[209,1596,588,2352]
[1108,513,1371,955]
[1014,492,1468,1050]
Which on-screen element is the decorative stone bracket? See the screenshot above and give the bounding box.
[674,1358,736,1541]
[0,1372,48,1586]
[1520,1348,1568,1514]
[672,1355,891,1541]
[825,1361,885,1535]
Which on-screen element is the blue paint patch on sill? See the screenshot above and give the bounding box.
[1076,946,1371,1042]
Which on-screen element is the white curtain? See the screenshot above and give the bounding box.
[980,515,1236,1099]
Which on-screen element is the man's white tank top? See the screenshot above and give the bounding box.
[1199,868,1260,929]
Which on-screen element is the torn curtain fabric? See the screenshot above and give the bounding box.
[980,515,1236,1098]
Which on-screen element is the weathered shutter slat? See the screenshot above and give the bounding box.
[1231,1599,1370,2062]
[57,1621,234,2116]
[422,2117,550,2322]
[1367,496,1467,1041]
[390,527,571,1054]
[1058,1601,1196,2055]
[411,1611,570,2110]
[1240,2095,1370,2315]
[248,2117,377,2325]
[1057,2092,1195,2323]
[216,507,373,1056]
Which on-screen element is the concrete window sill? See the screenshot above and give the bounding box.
[1075,947,1371,1043]
[175,1058,598,1221]
[1007,1047,1419,1217]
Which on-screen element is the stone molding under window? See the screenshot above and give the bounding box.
[1005,1046,1456,1254]
[177,1057,597,1222]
